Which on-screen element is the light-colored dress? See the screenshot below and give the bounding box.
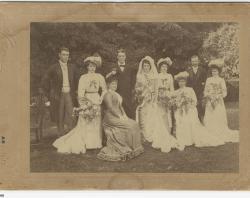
[157,72,174,133]
[203,76,239,142]
[53,73,106,154]
[174,87,224,150]
[97,90,144,161]
[136,73,178,152]
[136,73,158,142]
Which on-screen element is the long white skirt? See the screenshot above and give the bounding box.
[204,101,239,143]
[137,103,177,153]
[175,107,224,150]
[53,115,102,154]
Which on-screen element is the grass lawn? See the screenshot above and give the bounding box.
[30,102,239,173]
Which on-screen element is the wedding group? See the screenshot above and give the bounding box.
[40,47,239,162]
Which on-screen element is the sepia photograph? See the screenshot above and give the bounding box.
[30,22,239,173]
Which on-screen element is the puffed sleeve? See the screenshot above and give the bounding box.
[78,75,86,99]
[99,74,107,92]
[221,78,227,98]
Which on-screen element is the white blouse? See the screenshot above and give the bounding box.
[78,73,107,104]
[204,76,227,98]
[174,87,197,106]
[158,73,174,92]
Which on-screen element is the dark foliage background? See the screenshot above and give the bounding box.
[30,22,227,94]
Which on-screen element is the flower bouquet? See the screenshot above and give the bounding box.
[203,83,223,109]
[169,91,196,114]
[73,97,101,122]
[134,82,152,105]
[157,87,172,110]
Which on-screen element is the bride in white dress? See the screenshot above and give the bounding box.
[135,56,177,153]
[173,71,224,151]
[203,59,239,143]
[53,56,107,154]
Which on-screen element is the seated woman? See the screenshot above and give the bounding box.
[97,76,144,161]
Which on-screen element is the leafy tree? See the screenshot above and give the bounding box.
[31,22,230,94]
[200,23,239,79]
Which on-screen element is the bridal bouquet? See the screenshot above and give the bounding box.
[157,87,172,110]
[134,82,152,105]
[73,97,101,122]
[203,83,223,109]
[169,91,196,114]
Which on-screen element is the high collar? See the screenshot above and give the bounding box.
[59,60,68,67]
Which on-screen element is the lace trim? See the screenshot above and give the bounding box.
[97,147,144,162]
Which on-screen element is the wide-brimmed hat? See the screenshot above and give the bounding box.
[84,56,102,68]
[208,58,224,69]
[157,57,172,68]
[174,71,189,81]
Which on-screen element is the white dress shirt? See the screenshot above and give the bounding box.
[59,60,70,93]
[118,62,125,72]
[192,66,198,74]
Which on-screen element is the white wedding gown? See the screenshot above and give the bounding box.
[174,87,224,151]
[203,76,239,143]
[53,73,106,154]
[151,104,178,152]
[151,73,177,152]
[136,71,177,153]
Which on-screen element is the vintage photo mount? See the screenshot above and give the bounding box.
[0,3,249,190]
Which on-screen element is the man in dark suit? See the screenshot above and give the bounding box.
[187,55,207,122]
[106,49,137,119]
[41,47,77,136]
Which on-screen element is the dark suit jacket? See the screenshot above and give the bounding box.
[187,66,207,101]
[108,63,137,118]
[41,62,78,121]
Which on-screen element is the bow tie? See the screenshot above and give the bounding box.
[119,65,125,67]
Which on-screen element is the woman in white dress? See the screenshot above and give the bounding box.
[203,59,239,143]
[53,56,107,154]
[157,57,174,134]
[173,71,224,151]
[135,56,177,152]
